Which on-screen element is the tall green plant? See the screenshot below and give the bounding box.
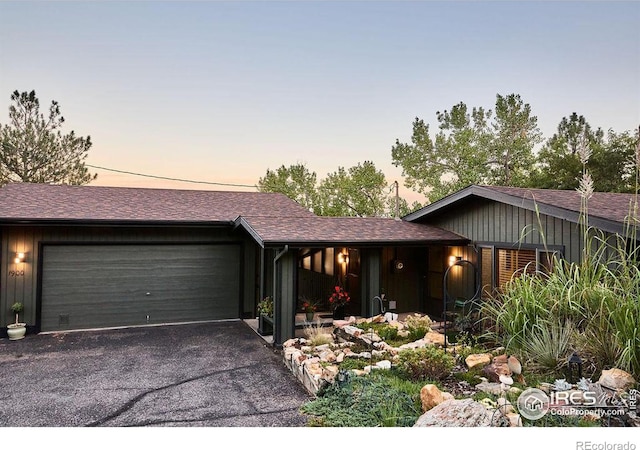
[481,133,640,378]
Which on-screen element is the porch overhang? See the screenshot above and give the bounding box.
[233,215,470,248]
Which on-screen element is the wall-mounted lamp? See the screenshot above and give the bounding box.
[14,252,26,264]
[448,255,462,267]
[337,251,349,265]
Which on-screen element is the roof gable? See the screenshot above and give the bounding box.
[404,185,638,235]
[0,183,315,224]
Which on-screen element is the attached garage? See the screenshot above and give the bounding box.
[39,243,241,332]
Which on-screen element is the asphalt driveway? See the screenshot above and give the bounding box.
[0,321,312,427]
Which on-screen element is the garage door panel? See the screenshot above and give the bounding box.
[41,244,240,332]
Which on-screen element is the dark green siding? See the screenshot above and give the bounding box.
[40,244,240,331]
[428,198,593,264]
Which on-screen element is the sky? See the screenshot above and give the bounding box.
[0,1,639,205]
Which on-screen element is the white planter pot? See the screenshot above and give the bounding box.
[7,323,26,340]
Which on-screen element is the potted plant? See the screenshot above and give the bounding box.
[257,296,273,335]
[7,302,26,340]
[329,286,350,320]
[301,300,317,322]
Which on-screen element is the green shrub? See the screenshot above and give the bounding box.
[301,372,420,427]
[396,346,454,381]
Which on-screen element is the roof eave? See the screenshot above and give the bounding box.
[0,218,235,227]
[262,238,470,248]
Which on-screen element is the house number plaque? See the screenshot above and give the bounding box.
[9,270,25,277]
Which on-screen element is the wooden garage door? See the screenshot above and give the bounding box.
[40,244,241,332]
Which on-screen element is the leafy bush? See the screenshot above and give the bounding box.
[301,371,420,427]
[396,346,454,381]
[257,296,273,317]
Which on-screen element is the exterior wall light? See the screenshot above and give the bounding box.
[337,251,349,265]
[448,255,461,266]
[14,252,26,264]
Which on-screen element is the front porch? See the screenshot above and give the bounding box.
[234,215,474,346]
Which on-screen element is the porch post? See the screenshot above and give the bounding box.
[273,248,296,347]
[360,248,381,317]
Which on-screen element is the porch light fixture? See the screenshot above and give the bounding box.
[337,251,349,265]
[14,252,25,264]
[448,255,461,267]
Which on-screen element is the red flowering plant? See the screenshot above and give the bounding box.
[301,300,317,313]
[328,286,350,310]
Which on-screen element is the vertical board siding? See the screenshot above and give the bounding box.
[1,225,255,328]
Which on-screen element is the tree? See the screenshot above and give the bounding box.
[257,163,319,212]
[488,93,542,186]
[0,90,96,186]
[391,101,493,202]
[392,93,542,202]
[529,113,636,192]
[257,161,415,217]
[318,161,391,217]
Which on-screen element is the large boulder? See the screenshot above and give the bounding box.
[414,399,496,427]
[598,368,636,391]
[420,384,444,412]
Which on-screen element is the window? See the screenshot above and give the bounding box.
[480,245,561,296]
[497,248,537,288]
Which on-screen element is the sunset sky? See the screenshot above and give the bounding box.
[1,1,638,204]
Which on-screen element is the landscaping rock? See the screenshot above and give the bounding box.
[414,399,496,427]
[424,331,446,347]
[505,412,522,427]
[322,365,339,379]
[383,312,398,322]
[332,316,357,328]
[375,360,392,370]
[388,320,405,330]
[442,392,455,402]
[483,356,511,382]
[399,339,426,350]
[476,381,506,396]
[333,326,381,346]
[598,368,636,391]
[318,350,336,363]
[465,353,492,370]
[283,338,299,348]
[497,397,515,414]
[335,352,345,363]
[420,384,445,412]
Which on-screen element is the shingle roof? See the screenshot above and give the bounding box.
[236,216,469,247]
[0,182,315,223]
[404,184,638,235]
[481,185,638,225]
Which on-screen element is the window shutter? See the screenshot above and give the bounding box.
[497,248,536,288]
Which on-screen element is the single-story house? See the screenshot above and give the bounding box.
[0,183,468,346]
[1,183,635,346]
[404,184,638,304]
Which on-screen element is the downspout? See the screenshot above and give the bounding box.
[273,245,289,346]
[259,247,265,309]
